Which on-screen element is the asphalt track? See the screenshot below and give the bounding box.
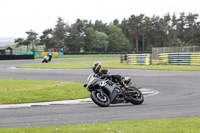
[0,59,200,128]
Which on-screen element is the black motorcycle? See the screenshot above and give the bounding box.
[84,74,144,107]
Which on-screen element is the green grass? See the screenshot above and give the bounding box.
[35,54,120,59]
[17,60,94,69]
[17,60,200,71]
[0,79,89,104]
[1,118,200,133]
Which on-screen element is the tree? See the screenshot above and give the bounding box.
[196,22,200,45]
[15,30,38,52]
[141,16,152,51]
[177,12,186,42]
[25,30,38,52]
[84,26,109,52]
[15,38,24,47]
[185,13,199,45]
[85,27,95,52]
[151,15,161,47]
[120,18,131,40]
[107,24,132,52]
[163,13,171,47]
[112,19,120,27]
[65,19,86,52]
[52,17,67,48]
[128,14,145,52]
[94,20,107,32]
[14,38,29,52]
[91,30,109,52]
[39,29,54,50]
[168,13,178,46]
[15,12,200,53]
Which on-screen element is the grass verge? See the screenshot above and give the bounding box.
[1,118,200,132]
[0,79,89,104]
[17,60,200,71]
[35,54,120,59]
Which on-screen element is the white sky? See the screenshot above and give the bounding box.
[0,0,200,38]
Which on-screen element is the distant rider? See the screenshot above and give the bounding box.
[48,53,52,62]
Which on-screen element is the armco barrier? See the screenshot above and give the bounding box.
[35,52,41,55]
[121,54,151,65]
[159,53,169,64]
[159,53,200,65]
[0,55,34,60]
[120,54,127,63]
[41,52,47,56]
[153,46,200,60]
[13,52,33,55]
[14,52,64,56]
[190,53,200,65]
[52,52,58,55]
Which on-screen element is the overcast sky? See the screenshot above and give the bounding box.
[1,0,200,38]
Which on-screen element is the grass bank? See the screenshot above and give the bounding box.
[0,79,89,104]
[17,60,200,71]
[1,118,200,132]
[35,54,120,59]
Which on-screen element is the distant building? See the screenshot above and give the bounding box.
[0,47,13,55]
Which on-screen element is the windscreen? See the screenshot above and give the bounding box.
[87,74,95,87]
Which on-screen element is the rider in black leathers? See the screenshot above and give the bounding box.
[92,62,129,89]
[48,53,52,62]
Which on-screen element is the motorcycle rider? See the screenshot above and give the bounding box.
[48,53,52,62]
[92,62,129,90]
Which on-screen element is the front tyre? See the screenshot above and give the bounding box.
[129,87,144,105]
[91,90,110,107]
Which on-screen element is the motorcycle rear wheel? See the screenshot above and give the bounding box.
[91,90,110,107]
[128,87,144,105]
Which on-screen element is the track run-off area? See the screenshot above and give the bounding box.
[0,59,200,128]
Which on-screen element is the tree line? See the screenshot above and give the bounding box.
[15,12,200,53]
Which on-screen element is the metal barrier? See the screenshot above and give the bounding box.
[121,54,151,65]
[159,53,200,65]
[190,53,200,65]
[153,46,200,60]
[120,54,128,63]
[159,53,169,64]
[13,52,64,55]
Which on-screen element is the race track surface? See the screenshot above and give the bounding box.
[0,59,200,128]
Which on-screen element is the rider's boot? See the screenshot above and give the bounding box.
[121,81,131,103]
[121,81,129,92]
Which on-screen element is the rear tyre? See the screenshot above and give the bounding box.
[91,90,110,107]
[128,87,144,105]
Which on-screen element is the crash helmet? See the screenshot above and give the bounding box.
[92,62,102,74]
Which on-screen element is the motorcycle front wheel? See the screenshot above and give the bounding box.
[91,90,110,107]
[128,87,144,105]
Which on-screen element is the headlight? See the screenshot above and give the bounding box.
[99,80,106,87]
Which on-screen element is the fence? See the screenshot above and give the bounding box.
[159,53,200,65]
[153,46,200,60]
[0,55,34,60]
[121,54,151,65]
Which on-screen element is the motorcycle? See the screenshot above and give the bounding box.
[42,55,51,63]
[84,74,144,107]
